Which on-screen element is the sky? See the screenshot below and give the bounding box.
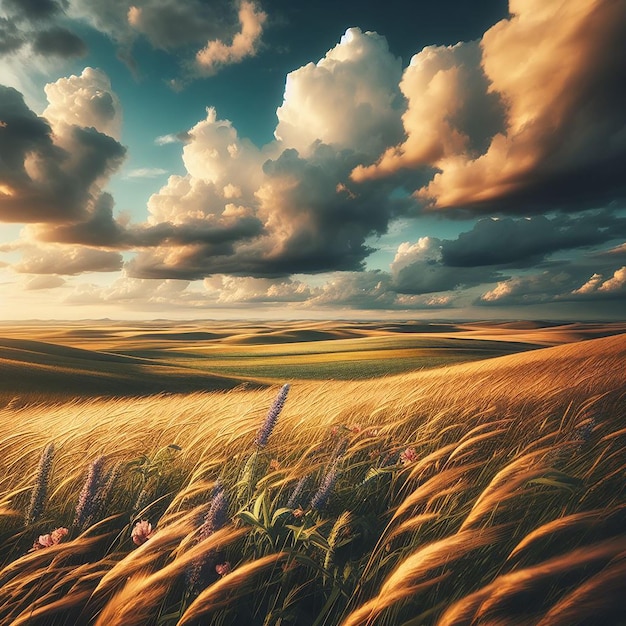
[1,0,625,321]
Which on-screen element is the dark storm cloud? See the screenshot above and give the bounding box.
[0,86,126,223]
[3,0,67,21]
[441,212,626,268]
[125,0,240,50]
[33,27,87,57]
[0,17,24,54]
[389,237,502,295]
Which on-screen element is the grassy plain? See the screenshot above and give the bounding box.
[0,320,624,624]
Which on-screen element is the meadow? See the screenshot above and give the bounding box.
[0,321,625,625]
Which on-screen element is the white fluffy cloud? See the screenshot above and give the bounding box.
[352,40,501,181]
[43,67,122,139]
[275,28,404,157]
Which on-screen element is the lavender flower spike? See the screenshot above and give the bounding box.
[74,456,106,531]
[255,383,290,448]
[187,487,230,592]
[310,462,340,512]
[25,442,55,526]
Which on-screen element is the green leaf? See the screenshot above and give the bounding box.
[237,510,264,530]
[271,507,292,525]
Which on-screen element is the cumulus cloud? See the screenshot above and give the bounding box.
[354,0,626,215]
[13,242,122,275]
[203,275,313,304]
[390,237,501,294]
[352,40,503,181]
[43,67,122,139]
[573,266,626,296]
[0,86,124,223]
[126,97,411,280]
[275,27,404,156]
[195,0,265,75]
[479,262,626,306]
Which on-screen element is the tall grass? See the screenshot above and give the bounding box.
[0,334,624,624]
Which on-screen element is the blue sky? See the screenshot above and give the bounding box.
[1,0,625,320]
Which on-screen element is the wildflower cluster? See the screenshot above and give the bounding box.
[31,527,68,551]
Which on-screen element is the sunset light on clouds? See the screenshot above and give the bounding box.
[1,0,625,320]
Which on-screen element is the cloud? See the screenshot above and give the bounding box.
[124,96,412,280]
[23,274,66,290]
[124,167,168,179]
[154,131,189,145]
[0,70,125,223]
[68,0,264,76]
[275,27,404,157]
[354,0,626,215]
[43,67,122,139]
[13,242,123,275]
[440,212,626,268]
[0,17,25,54]
[573,266,626,296]
[390,237,501,294]
[32,26,87,58]
[203,275,313,304]
[4,0,68,21]
[479,261,626,306]
[195,0,266,75]
[352,40,503,181]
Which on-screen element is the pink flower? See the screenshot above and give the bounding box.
[131,520,154,546]
[32,527,68,551]
[400,447,418,465]
[215,561,232,576]
[292,506,305,518]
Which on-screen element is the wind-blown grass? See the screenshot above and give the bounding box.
[0,333,624,625]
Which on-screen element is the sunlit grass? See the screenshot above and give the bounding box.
[0,333,624,624]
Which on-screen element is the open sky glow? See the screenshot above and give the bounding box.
[1,0,625,320]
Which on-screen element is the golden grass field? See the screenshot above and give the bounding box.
[0,321,625,625]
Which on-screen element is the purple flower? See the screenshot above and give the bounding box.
[287,474,310,509]
[310,462,340,512]
[255,384,290,448]
[74,456,106,531]
[187,487,230,592]
[26,442,55,526]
